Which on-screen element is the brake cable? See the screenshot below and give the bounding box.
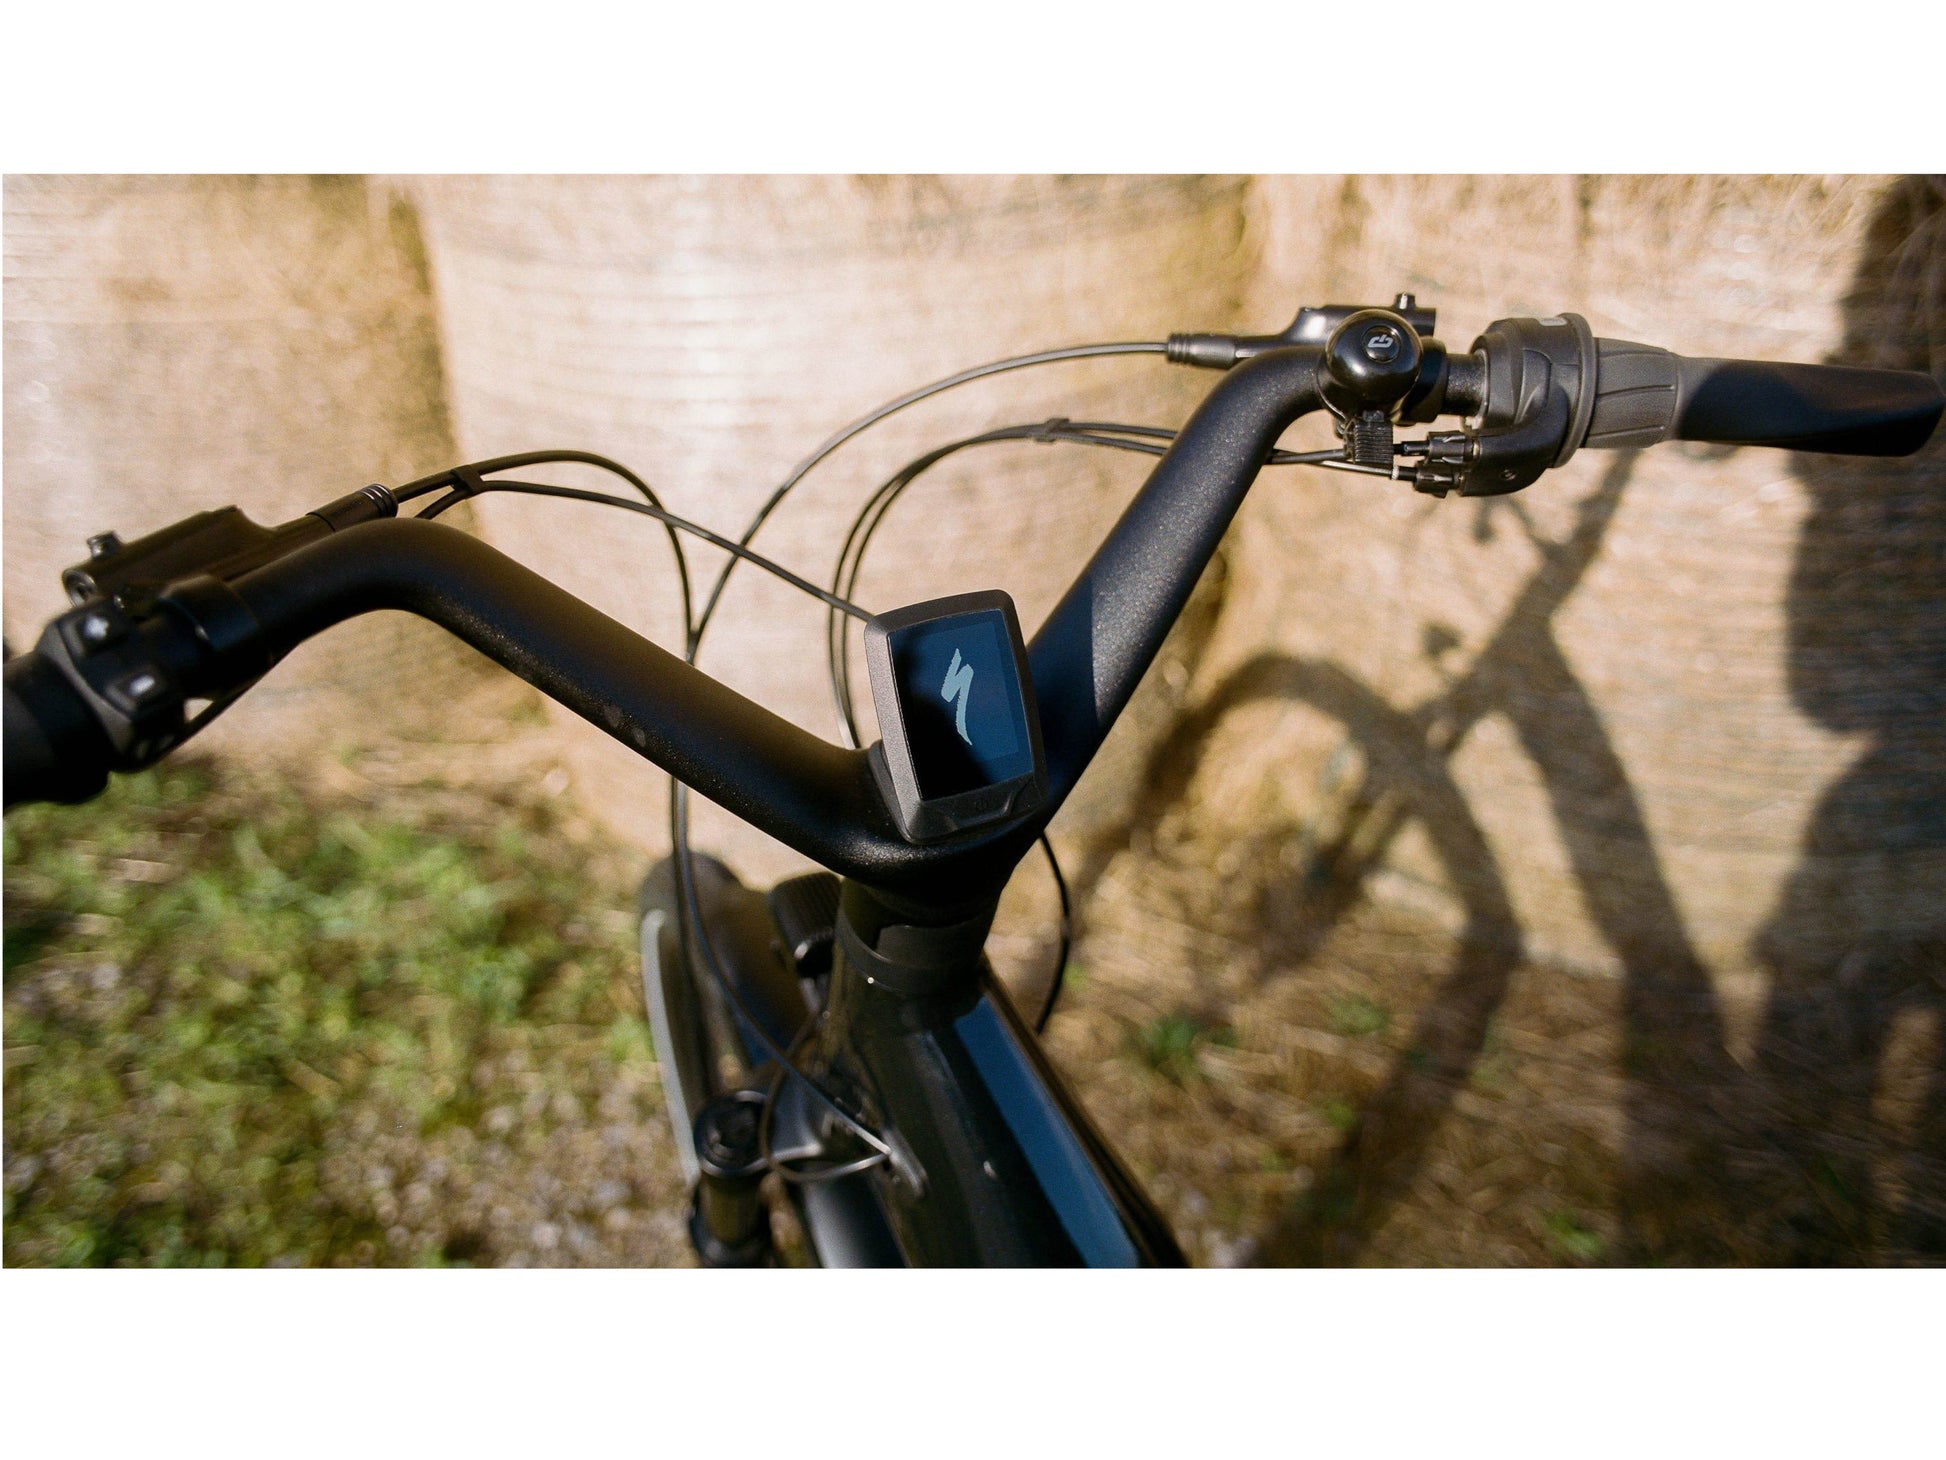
[688,340,1174,654]
[396,450,698,643]
[415,477,870,623]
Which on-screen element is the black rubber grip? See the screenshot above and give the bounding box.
[1583,338,1943,456]
[4,651,113,811]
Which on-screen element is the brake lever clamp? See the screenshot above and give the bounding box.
[1165,291,1438,371]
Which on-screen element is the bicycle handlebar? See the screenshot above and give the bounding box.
[231,516,917,884]
[0,349,1326,910]
[6,296,1940,912]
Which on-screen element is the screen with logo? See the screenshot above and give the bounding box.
[888,610,1034,799]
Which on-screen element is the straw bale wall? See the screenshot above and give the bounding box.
[3,175,481,755]
[1204,174,1945,982]
[406,175,1256,880]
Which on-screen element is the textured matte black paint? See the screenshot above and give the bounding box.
[224,347,1332,913]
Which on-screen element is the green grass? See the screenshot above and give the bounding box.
[1127,1013,1234,1086]
[1316,1094,1360,1134]
[3,759,653,1267]
[1544,1209,1608,1264]
[1326,994,1391,1039]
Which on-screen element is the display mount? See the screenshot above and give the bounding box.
[863,590,1047,844]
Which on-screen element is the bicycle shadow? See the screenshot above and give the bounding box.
[1750,175,1946,1262]
[1068,175,1946,1265]
[1072,449,1748,1261]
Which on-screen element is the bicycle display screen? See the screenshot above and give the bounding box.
[864,591,1046,842]
[889,613,1033,799]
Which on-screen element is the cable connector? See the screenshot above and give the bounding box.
[1407,432,1473,497]
[1345,411,1394,467]
[306,482,398,531]
[1165,333,1245,369]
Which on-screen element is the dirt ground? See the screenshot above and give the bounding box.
[1023,764,1946,1267]
[7,667,1942,1267]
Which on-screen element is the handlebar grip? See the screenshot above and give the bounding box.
[4,650,113,811]
[1582,338,1943,456]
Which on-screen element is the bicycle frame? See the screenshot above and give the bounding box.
[653,845,1184,1265]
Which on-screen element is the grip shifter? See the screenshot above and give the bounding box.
[1409,313,1596,498]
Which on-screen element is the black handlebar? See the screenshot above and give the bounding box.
[231,516,920,887]
[7,296,1940,912]
[222,347,1326,911]
[0,347,1331,914]
[1582,340,1944,456]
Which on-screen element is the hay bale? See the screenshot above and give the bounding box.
[3,174,480,758]
[1210,174,1941,982]
[407,175,1256,879]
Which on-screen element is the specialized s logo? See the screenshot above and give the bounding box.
[941,649,975,745]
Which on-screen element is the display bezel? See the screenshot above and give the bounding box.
[863,590,1047,844]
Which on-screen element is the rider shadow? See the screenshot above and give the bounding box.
[1749,174,1946,1262]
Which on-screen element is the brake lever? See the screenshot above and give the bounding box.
[62,484,398,609]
